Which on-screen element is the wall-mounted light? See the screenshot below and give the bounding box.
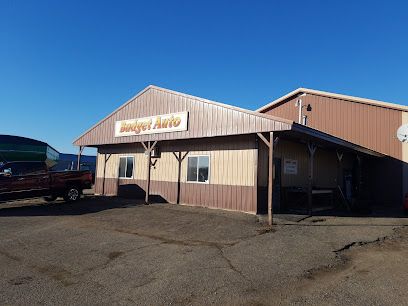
[295,93,312,125]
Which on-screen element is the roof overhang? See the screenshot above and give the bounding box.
[288,123,385,158]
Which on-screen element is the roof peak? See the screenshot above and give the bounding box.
[73,85,293,145]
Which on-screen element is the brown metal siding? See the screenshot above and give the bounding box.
[75,87,292,146]
[95,178,257,213]
[262,93,403,160]
[94,135,258,213]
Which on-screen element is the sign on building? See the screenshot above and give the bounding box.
[284,158,298,175]
[115,112,188,137]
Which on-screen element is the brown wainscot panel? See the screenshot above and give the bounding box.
[94,177,118,196]
[94,178,257,213]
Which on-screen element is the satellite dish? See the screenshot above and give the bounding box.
[397,124,408,143]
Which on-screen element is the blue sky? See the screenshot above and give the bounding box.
[1,0,407,154]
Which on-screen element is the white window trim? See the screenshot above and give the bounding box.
[186,154,210,184]
[118,156,134,179]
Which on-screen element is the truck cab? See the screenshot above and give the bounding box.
[0,161,50,201]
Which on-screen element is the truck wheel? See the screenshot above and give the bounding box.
[63,186,81,202]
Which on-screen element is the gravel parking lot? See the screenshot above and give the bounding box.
[0,196,407,305]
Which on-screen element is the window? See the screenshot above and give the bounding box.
[187,156,209,183]
[26,162,47,175]
[118,156,134,178]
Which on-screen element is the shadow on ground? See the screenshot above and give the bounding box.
[0,196,161,217]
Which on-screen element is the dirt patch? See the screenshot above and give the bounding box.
[108,251,124,260]
[301,234,391,281]
[35,265,77,287]
[289,226,408,305]
[301,253,351,281]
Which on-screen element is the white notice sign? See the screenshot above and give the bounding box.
[284,159,298,175]
[115,112,188,137]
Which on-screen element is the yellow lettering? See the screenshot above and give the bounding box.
[173,116,181,127]
[168,116,174,128]
[153,116,161,129]
[120,122,127,133]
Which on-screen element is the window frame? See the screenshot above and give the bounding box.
[186,154,210,184]
[118,156,134,179]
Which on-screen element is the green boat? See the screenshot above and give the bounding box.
[0,135,59,168]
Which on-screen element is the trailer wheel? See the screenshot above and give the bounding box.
[63,186,81,202]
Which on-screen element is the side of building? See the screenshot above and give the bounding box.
[258,88,408,206]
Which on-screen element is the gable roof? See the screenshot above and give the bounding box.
[257,87,408,113]
[73,85,293,146]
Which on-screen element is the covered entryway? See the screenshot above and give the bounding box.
[256,125,384,217]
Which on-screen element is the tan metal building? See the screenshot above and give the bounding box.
[258,88,408,206]
[74,85,386,222]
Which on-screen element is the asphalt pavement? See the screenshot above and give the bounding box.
[0,196,407,305]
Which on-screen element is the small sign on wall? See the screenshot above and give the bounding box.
[284,159,298,175]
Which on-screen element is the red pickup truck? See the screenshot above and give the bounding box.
[0,161,92,202]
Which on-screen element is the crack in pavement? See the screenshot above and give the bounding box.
[0,245,152,287]
[0,215,275,290]
[112,227,254,283]
[333,237,383,253]
[111,227,239,248]
[333,226,403,254]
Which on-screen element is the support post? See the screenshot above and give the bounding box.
[268,132,274,227]
[143,141,157,204]
[172,151,189,204]
[102,153,111,195]
[307,142,317,215]
[356,155,362,200]
[77,146,84,170]
[146,142,151,204]
[336,150,344,191]
[102,153,106,195]
[257,132,274,226]
[176,152,182,204]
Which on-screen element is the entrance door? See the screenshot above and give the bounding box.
[273,158,282,212]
